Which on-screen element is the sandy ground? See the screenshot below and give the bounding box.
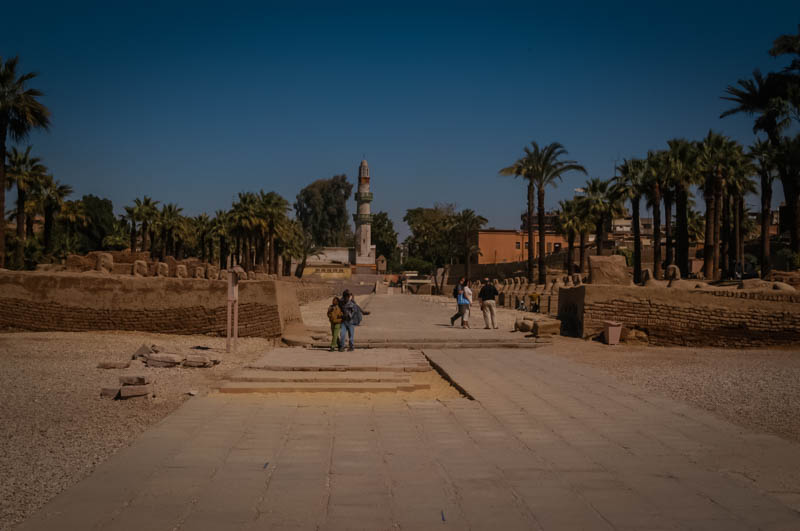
[546,337,800,444]
[0,331,271,531]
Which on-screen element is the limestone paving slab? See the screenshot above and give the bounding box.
[16,341,800,530]
[246,347,431,373]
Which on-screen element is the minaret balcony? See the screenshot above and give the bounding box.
[353,213,373,224]
[355,192,373,203]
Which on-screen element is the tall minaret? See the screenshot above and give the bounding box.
[353,159,373,264]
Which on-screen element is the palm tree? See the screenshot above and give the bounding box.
[194,213,212,262]
[212,209,231,269]
[450,209,488,280]
[123,206,138,252]
[500,141,586,284]
[555,199,581,275]
[5,145,47,267]
[613,158,646,283]
[0,56,51,267]
[644,151,672,279]
[666,139,697,278]
[230,192,258,270]
[158,203,183,259]
[724,151,756,277]
[574,197,595,274]
[39,176,71,254]
[133,196,159,253]
[257,191,290,274]
[583,177,621,260]
[721,70,799,253]
[698,131,731,280]
[750,140,776,278]
[59,199,86,244]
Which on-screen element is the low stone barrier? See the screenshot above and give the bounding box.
[0,271,334,338]
[558,284,800,347]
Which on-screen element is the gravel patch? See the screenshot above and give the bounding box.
[0,331,272,531]
[547,338,800,444]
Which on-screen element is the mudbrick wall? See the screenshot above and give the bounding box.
[558,284,800,347]
[0,271,333,338]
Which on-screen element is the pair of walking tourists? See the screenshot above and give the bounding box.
[327,290,366,352]
[449,277,499,329]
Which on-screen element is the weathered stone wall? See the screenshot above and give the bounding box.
[558,284,800,347]
[0,271,333,338]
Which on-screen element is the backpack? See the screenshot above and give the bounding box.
[453,284,460,298]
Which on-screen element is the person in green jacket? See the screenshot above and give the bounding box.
[327,296,342,352]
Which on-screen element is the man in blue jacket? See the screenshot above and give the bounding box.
[449,277,469,328]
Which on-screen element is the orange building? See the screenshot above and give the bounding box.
[474,229,566,264]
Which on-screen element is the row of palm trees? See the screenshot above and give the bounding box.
[502,131,787,284]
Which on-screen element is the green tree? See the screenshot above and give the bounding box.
[371,211,398,262]
[644,151,668,279]
[5,145,47,267]
[38,176,71,255]
[77,195,115,253]
[555,199,580,275]
[0,56,51,268]
[583,177,622,261]
[294,175,353,247]
[750,140,776,277]
[666,139,698,278]
[500,141,586,284]
[613,158,646,283]
[449,209,487,280]
[257,190,290,274]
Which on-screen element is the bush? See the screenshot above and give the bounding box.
[614,247,633,266]
[401,256,434,275]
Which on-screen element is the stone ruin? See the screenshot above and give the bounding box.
[44,250,278,281]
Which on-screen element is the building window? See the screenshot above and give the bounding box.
[524,242,528,249]
[547,243,552,253]
[515,242,520,250]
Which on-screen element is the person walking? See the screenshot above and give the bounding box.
[478,277,499,329]
[339,290,356,352]
[326,296,343,351]
[463,282,473,328]
[450,277,469,328]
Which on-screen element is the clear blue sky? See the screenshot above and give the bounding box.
[2,1,798,238]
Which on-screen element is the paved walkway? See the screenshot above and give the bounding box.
[19,347,800,530]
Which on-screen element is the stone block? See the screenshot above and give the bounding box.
[588,255,631,285]
[514,318,533,332]
[133,260,148,277]
[119,375,151,386]
[146,353,184,366]
[248,271,257,280]
[119,384,152,398]
[206,265,219,280]
[175,264,188,278]
[183,354,212,368]
[533,319,561,337]
[100,387,120,398]
[132,344,153,360]
[192,266,205,278]
[155,262,169,277]
[666,264,681,280]
[95,252,114,273]
[97,361,130,369]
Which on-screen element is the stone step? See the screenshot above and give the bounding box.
[309,341,545,350]
[245,363,430,373]
[217,381,430,394]
[226,370,412,383]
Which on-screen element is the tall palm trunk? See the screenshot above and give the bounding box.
[663,190,673,267]
[526,181,535,283]
[595,214,605,256]
[219,236,228,270]
[141,221,148,252]
[129,224,136,253]
[26,214,34,239]
[713,174,724,280]
[760,173,772,279]
[652,186,662,279]
[566,232,575,275]
[0,125,7,268]
[267,227,274,273]
[733,197,744,274]
[739,198,745,271]
[15,186,26,266]
[721,190,731,278]
[632,195,642,283]
[243,237,251,271]
[703,176,715,280]
[579,231,587,273]
[537,185,546,285]
[43,206,54,254]
[675,183,689,278]
[270,232,279,275]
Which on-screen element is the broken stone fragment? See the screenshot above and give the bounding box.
[97,361,130,369]
[145,352,184,367]
[133,260,148,277]
[100,387,120,398]
[183,354,212,368]
[132,344,153,360]
[119,384,152,399]
[533,320,561,337]
[119,375,152,386]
